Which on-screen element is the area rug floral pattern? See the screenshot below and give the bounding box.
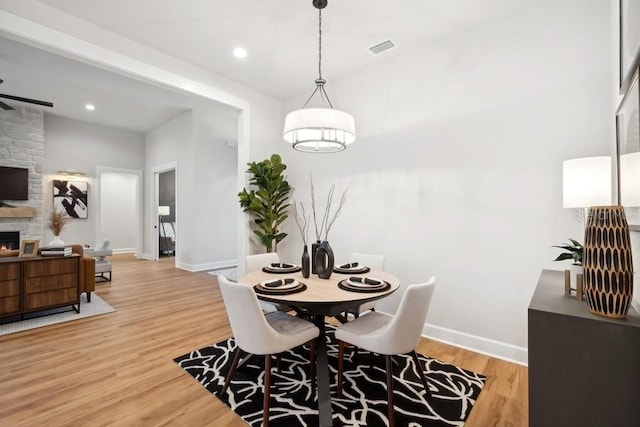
[174,327,485,426]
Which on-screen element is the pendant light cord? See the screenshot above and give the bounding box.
[302,5,333,109]
[318,9,323,80]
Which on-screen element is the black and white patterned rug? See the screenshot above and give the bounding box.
[174,328,485,426]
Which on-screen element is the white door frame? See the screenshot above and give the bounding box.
[153,161,178,261]
[95,166,143,256]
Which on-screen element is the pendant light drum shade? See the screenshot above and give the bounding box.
[283,107,356,153]
[283,0,356,153]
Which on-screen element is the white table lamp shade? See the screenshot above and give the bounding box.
[158,206,170,216]
[562,156,612,208]
[619,152,640,207]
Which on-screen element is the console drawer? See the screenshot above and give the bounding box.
[0,279,20,297]
[25,288,77,310]
[24,257,77,278]
[25,273,77,293]
[0,296,20,314]
[0,262,20,281]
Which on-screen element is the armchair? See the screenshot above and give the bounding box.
[85,239,113,282]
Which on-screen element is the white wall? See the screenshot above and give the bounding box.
[145,111,193,261]
[144,108,242,270]
[192,108,238,268]
[280,0,615,364]
[44,114,144,246]
[99,172,137,252]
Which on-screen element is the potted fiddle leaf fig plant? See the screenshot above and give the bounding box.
[238,154,291,253]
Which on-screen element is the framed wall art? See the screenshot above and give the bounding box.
[53,180,88,219]
[616,68,640,230]
[620,0,640,92]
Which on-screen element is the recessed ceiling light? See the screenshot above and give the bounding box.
[233,47,247,59]
[85,104,95,111]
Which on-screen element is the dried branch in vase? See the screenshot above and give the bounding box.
[292,200,310,246]
[310,174,321,242]
[48,209,70,237]
[309,174,348,242]
[324,186,348,240]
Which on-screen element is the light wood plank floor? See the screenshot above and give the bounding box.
[0,255,528,426]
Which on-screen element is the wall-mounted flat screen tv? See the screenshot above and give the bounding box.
[0,166,29,201]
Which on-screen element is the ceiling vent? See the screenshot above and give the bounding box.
[368,40,396,56]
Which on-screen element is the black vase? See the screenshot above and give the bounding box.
[301,245,310,278]
[311,240,321,274]
[315,240,334,279]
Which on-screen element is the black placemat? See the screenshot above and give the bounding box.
[338,280,390,293]
[254,283,307,295]
[262,266,303,274]
[333,266,370,274]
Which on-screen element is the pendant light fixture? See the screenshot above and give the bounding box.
[283,0,356,153]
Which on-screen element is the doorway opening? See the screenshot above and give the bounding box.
[158,169,176,258]
[96,167,143,257]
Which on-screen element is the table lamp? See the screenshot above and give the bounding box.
[562,156,612,213]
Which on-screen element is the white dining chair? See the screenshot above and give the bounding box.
[350,252,385,317]
[217,275,319,427]
[245,253,291,313]
[335,277,437,427]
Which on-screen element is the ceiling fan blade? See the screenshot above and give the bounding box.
[0,93,53,108]
[0,99,14,111]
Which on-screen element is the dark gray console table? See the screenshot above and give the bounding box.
[528,270,640,427]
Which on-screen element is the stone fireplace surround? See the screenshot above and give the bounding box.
[0,107,44,243]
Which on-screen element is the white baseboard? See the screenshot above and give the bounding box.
[113,248,135,254]
[176,259,237,272]
[375,308,528,365]
[139,253,153,260]
[423,323,528,366]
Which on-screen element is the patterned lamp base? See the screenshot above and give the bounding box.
[583,206,634,319]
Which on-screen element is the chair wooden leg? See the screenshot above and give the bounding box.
[337,340,346,398]
[410,351,432,399]
[264,354,272,427]
[309,339,317,390]
[221,348,243,396]
[385,355,395,427]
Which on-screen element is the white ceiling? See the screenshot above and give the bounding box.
[1,0,547,131]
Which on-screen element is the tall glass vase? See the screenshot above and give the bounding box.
[301,245,310,278]
[315,240,334,279]
[583,206,633,318]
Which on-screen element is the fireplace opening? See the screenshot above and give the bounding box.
[0,231,20,251]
